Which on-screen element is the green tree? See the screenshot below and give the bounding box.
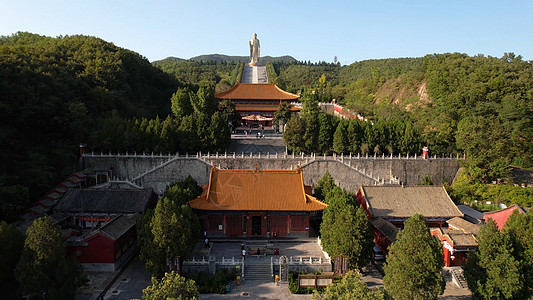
[400,120,421,155]
[283,115,306,154]
[464,219,523,299]
[195,112,211,152]
[142,271,199,300]
[273,102,292,127]
[320,187,373,269]
[317,113,333,154]
[300,89,321,118]
[503,210,533,298]
[303,116,319,153]
[178,115,199,153]
[194,82,218,116]
[138,209,166,276]
[312,270,385,300]
[219,99,241,128]
[171,87,194,118]
[209,111,231,152]
[15,217,83,299]
[314,171,335,201]
[333,121,349,154]
[0,221,24,286]
[347,119,362,154]
[149,198,200,277]
[163,176,203,207]
[383,214,444,300]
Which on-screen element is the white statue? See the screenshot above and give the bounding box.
[249,33,260,66]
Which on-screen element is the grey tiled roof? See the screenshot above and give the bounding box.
[99,214,140,241]
[370,217,399,242]
[447,217,481,235]
[457,205,484,220]
[442,229,478,247]
[361,186,463,219]
[55,189,155,214]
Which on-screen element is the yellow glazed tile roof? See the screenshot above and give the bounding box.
[215,83,300,100]
[189,167,327,211]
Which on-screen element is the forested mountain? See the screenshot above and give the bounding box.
[271,54,532,184]
[0,32,181,220]
[0,32,240,221]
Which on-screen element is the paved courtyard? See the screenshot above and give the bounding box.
[226,130,286,154]
[77,239,471,300]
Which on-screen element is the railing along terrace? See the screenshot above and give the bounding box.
[272,256,331,265]
[83,151,465,160]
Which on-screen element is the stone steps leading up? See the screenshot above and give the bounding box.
[451,268,468,289]
[244,263,272,280]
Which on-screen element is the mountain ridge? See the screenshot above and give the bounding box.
[153,54,297,65]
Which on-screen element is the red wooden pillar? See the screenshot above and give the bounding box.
[246,215,252,236]
[287,215,290,235]
[223,215,227,235]
[261,215,268,236]
[443,247,451,267]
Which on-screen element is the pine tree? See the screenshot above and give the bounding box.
[0,221,24,286]
[209,111,231,152]
[320,187,373,269]
[195,112,211,152]
[314,170,335,201]
[15,217,82,299]
[283,115,306,154]
[503,210,533,297]
[178,115,199,154]
[347,119,362,154]
[464,218,523,299]
[317,113,333,154]
[333,121,348,154]
[383,214,445,300]
[149,198,200,278]
[273,102,292,127]
[303,116,319,153]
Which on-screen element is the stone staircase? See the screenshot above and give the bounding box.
[244,263,272,281]
[451,268,468,289]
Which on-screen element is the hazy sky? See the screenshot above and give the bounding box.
[1,0,531,64]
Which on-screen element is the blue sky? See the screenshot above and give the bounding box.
[1,0,531,64]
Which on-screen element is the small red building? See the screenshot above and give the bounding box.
[55,188,157,271]
[188,166,327,237]
[355,186,463,251]
[66,214,139,271]
[431,217,480,267]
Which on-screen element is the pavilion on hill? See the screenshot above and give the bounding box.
[215,83,300,127]
[188,166,327,237]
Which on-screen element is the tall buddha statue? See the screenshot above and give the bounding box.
[249,33,260,66]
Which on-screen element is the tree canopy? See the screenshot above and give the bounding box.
[464,218,524,299]
[312,270,385,300]
[15,217,83,299]
[0,32,178,220]
[320,186,374,269]
[138,178,201,277]
[383,214,445,300]
[142,271,199,300]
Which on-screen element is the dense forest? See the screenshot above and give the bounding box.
[0,33,233,221]
[276,54,533,185]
